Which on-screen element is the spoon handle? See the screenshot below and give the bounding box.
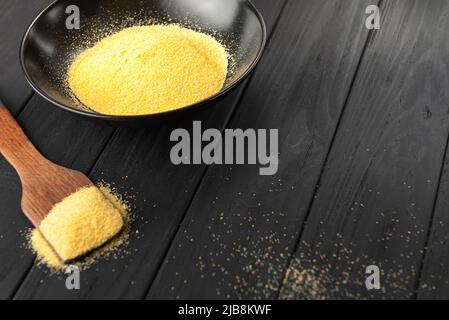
[0,104,47,179]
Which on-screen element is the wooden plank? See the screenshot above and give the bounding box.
[146,0,375,299]
[0,0,51,114]
[418,157,449,295]
[0,96,114,299]
[418,159,449,300]
[277,0,449,300]
[13,0,286,300]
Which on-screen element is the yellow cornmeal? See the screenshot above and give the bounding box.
[30,186,126,268]
[31,230,61,268]
[68,25,228,116]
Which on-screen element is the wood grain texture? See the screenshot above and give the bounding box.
[0,104,93,227]
[0,0,51,114]
[278,0,449,300]
[147,0,375,300]
[0,96,114,299]
[13,0,286,300]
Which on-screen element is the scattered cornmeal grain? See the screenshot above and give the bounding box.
[68,25,228,116]
[30,186,127,269]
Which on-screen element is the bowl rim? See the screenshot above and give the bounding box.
[19,0,267,121]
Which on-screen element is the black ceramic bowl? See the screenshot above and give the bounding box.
[20,0,266,126]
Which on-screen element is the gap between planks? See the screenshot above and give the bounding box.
[275,0,384,299]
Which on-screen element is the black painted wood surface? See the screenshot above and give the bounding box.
[279,0,449,300]
[2,0,449,300]
[148,0,376,300]
[0,0,51,114]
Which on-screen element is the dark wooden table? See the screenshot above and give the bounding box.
[2,0,449,300]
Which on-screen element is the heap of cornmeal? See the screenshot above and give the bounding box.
[30,186,128,269]
[68,25,228,116]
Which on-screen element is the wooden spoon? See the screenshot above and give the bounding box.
[0,103,93,230]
